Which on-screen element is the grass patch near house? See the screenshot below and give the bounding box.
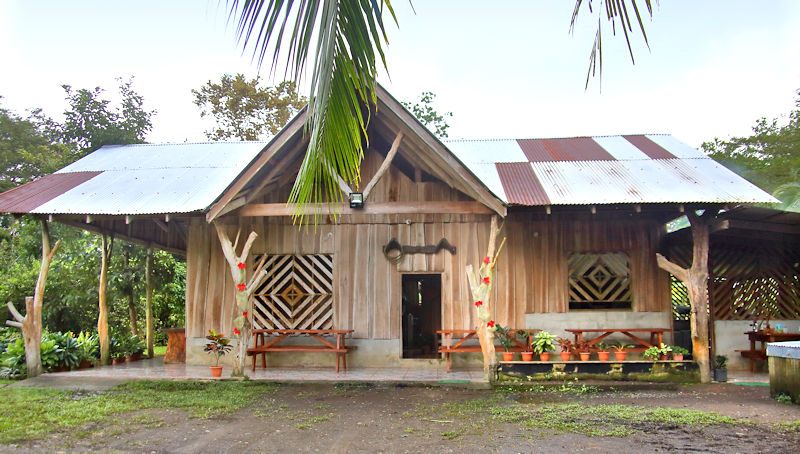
[0,380,276,444]
[152,345,167,356]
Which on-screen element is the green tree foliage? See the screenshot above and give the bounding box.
[48,77,155,155]
[0,101,76,192]
[401,92,453,138]
[702,90,800,209]
[192,75,306,141]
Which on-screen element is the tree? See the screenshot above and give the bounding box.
[0,102,76,192]
[401,92,452,138]
[53,77,155,155]
[192,75,306,141]
[702,90,800,203]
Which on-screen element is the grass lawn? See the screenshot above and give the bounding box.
[0,380,276,444]
[152,345,167,356]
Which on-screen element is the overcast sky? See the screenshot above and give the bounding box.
[1,1,798,148]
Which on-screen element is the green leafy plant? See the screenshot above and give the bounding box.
[775,393,793,405]
[495,325,515,352]
[75,331,98,363]
[595,342,609,352]
[671,346,689,355]
[643,346,661,361]
[516,330,534,352]
[714,355,728,369]
[45,332,80,370]
[532,331,556,355]
[204,330,232,366]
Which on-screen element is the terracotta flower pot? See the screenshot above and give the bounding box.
[614,351,627,361]
[597,351,610,361]
[540,352,550,362]
[521,352,534,361]
[210,366,223,378]
[112,357,124,365]
[673,353,684,361]
[579,352,591,361]
[560,352,572,361]
[659,354,668,361]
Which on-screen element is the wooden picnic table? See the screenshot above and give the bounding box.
[437,329,538,371]
[564,328,671,352]
[738,331,800,373]
[248,329,355,372]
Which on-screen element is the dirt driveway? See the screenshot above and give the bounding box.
[5,381,800,453]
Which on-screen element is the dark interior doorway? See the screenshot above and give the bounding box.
[401,274,442,359]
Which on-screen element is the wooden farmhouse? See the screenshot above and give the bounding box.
[0,85,793,370]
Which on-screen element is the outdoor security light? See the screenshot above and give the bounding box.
[349,192,364,209]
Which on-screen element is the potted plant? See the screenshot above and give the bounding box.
[713,355,728,382]
[577,342,592,361]
[76,331,98,368]
[643,345,661,362]
[657,343,672,360]
[671,346,688,361]
[517,330,534,361]
[495,324,516,361]
[532,331,556,361]
[613,343,631,361]
[204,329,232,377]
[556,337,573,361]
[596,342,610,361]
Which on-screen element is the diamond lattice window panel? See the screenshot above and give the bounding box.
[252,254,334,329]
[568,253,632,309]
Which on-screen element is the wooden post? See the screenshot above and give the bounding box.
[465,215,506,381]
[656,210,714,383]
[5,220,60,378]
[145,247,154,358]
[214,224,273,377]
[98,234,114,366]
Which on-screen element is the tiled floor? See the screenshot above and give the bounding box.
[49,358,485,384]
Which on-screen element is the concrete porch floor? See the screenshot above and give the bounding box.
[10,357,486,390]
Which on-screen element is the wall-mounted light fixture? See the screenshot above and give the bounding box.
[349,192,364,209]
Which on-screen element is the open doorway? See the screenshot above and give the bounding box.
[401,274,441,359]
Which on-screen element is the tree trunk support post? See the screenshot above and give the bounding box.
[656,210,715,383]
[98,234,114,366]
[5,220,60,378]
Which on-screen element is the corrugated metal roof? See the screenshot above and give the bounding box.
[446,134,779,206]
[0,142,267,215]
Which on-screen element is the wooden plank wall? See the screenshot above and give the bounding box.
[185,148,671,339]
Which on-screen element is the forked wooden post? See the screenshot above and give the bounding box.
[656,210,715,383]
[5,220,60,378]
[98,234,114,365]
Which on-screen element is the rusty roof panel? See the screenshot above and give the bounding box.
[623,135,676,159]
[496,162,551,205]
[517,137,615,162]
[0,172,101,213]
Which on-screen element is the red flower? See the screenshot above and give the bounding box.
[237,283,246,291]
[475,300,483,307]
[483,256,490,264]
[238,262,245,270]
[233,327,240,335]
[482,277,490,285]
[487,320,495,328]
[243,311,248,317]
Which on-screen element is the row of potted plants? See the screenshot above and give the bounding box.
[495,326,689,362]
[110,335,147,365]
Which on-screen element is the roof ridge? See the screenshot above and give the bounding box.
[445,133,672,142]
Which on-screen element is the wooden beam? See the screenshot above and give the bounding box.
[725,219,799,235]
[362,132,403,200]
[206,109,307,223]
[244,139,307,203]
[239,201,494,217]
[59,220,186,256]
[153,219,169,233]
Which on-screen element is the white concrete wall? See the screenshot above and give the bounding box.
[714,320,800,371]
[524,311,674,347]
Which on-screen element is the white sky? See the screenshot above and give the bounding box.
[1,1,798,148]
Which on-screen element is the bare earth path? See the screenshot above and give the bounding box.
[3,381,799,453]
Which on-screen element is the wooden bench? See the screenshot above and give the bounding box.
[437,329,537,371]
[247,329,355,372]
[740,331,800,372]
[564,328,671,352]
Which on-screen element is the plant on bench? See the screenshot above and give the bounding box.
[557,337,574,361]
[532,331,555,362]
[595,342,610,361]
[495,324,515,361]
[671,346,688,361]
[576,342,592,361]
[517,330,535,361]
[613,343,631,361]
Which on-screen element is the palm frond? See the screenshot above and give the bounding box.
[227,0,397,224]
[570,0,654,89]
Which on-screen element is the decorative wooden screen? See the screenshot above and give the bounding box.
[568,253,632,309]
[668,243,800,321]
[252,254,334,329]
